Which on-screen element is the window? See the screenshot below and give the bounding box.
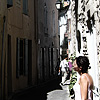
[52,10,56,36]
[44,3,48,34]
[16,38,28,78]
[7,0,13,8]
[76,30,81,53]
[23,0,28,15]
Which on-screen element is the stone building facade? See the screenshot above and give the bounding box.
[0,0,7,99]
[0,0,60,99]
[36,0,60,83]
[68,0,100,99]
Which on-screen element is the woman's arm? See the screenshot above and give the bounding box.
[80,75,88,100]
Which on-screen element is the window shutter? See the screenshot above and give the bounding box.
[16,38,20,78]
[53,48,56,74]
[24,39,28,75]
[49,48,51,75]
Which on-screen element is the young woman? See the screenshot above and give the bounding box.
[73,56,93,100]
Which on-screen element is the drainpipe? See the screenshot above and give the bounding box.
[1,16,6,100]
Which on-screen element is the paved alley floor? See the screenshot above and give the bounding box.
[10,78,72,100]
[47,80,71,100]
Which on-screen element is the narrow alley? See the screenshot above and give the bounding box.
[0,0,100,100]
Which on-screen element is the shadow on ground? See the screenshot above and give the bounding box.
[11,77,62,100]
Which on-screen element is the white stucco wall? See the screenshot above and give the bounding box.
[69,0,100,99]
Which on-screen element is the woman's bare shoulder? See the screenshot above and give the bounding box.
[80,74,88,83]
[84,73,93,88]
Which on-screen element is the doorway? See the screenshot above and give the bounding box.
[7,35,12,96]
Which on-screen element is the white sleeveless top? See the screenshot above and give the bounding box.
[73,74,93,100]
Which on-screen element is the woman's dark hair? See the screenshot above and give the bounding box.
[75,56,89,73]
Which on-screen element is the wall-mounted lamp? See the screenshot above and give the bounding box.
[55,0,62,10]
[55,0,70,11]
